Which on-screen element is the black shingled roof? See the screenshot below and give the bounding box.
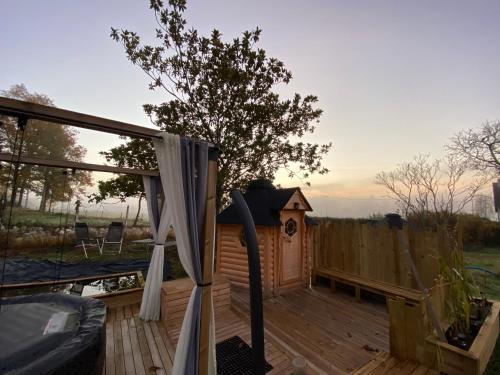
[217,179,313,227]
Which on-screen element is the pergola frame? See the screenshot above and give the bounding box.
[0,96,218,375]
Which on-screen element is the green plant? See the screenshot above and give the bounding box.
[439,249,481,335]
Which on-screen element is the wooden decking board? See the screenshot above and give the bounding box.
[155,321,176,362]
[306,287,390,327]
[351,352,391,374]
[121,319,136,375]
[294,288,389,339]
[232,285,390,374]
[104,285,440,375]
[106,299,293,375]
[149,321,173,373]
[105,317,116,375]
[351,353,435,375]
[274,290,389,349]
[143,321,168,375]
[133,316,155,374]
[409,366,432,375]
[128,318,146,375]
[113,307,126,375]
[368,355,398,374]
[261,300,367,370]
[232,291,344,374]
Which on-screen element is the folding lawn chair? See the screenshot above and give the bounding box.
[100,222,124,254]
[74,222,102,259]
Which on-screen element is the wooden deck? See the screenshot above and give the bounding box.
[105,303,174,375]
[104,285,440,375]
[232,285,390,374]
[351,352,438,375]
[104,302,296,375]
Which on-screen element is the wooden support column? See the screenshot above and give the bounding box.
[355,286,361,302]
[199,158,217,375]
[330,279,336,293]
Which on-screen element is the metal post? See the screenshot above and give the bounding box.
[231,189,266,375]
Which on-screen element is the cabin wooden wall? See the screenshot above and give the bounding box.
[310,218,456,290]
[216,224,276,297]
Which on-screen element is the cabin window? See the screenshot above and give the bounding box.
[239,228,247,247]
[284,218,297,237]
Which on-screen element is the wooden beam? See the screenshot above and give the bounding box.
[0,97,218,151]
[0,152,159,176]
[0,96,160,139]
[199,158,217,375]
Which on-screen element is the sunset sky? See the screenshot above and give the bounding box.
[1,0,499,217]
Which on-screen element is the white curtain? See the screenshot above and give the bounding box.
[142,133,216,375]
[139,176,171,321]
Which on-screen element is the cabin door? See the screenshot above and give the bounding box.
[279,210,302,285]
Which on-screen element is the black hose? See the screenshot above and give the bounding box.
[230,189,265,375]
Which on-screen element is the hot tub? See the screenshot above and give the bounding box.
[0,293,106,375]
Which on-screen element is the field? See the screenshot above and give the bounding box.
[3,207,149,228]
[464,246,500,300]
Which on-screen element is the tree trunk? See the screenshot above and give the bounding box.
[48,191,53,213]
[133,194,143,227]
[10,167,20,209]
[39,185,50,212]
[17,186,25,207]
[39,168,50,212]
[24,190,29,208]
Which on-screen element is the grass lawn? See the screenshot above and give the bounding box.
[4,207,148,228]
[464,246,500,300]
[464,246,500,375]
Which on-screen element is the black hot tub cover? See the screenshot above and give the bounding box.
[0,293,106,375]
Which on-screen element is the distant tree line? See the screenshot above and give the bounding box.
[0,84,92,216]
[376,121,499,222]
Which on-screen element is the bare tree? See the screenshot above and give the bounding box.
[375,154,490,218]
[447,121,500,174]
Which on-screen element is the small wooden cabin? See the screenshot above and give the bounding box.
[216,179,315,297]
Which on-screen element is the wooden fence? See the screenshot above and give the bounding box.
[310,218,459,290]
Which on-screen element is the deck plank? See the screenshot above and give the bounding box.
[121,319,136,375]
[351,354,435,375]
[143,321,168,375]
[232,285,389,374]
[105,316,116,375]
[150,321,173,374]
[113,307,126,375]
[106,284,428,375]
[128,318,146,375]
[133,316,155,375]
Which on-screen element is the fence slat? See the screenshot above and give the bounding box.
[311,219,458,290]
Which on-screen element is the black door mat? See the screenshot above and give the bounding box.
[216,335,273,375]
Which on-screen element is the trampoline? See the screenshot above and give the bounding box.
[0,293,106,375]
